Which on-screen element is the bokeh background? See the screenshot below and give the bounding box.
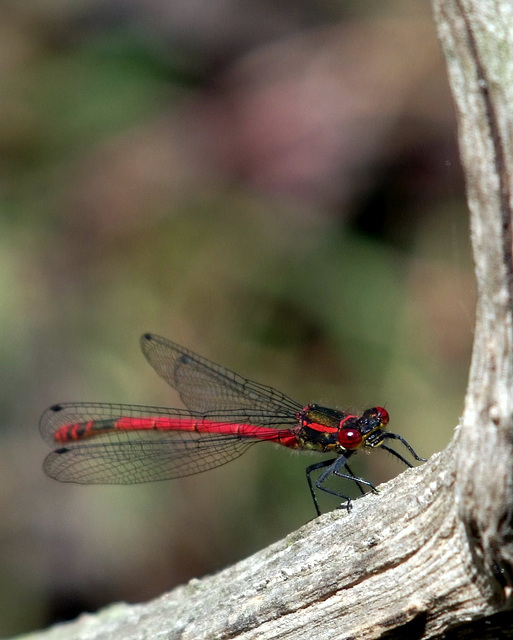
[1,0,473,636]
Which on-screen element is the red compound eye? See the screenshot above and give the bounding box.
[375,406,389,426]
[338,429,363,449]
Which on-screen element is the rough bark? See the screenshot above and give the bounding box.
[434,0,513,605]
[17,1,513,638]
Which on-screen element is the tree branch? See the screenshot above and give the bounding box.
[19,1,513,639]
[433,0,513,600]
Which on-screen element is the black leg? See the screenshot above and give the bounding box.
[380,444,413,467]
[306,458,335,516]
[382,433,427,462]
[306,453,373,515]
[343,461,376,496]
[331,465,377,492]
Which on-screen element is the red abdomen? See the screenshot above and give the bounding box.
[54,417,300,448]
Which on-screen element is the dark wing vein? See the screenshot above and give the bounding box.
[140,333,302,415]
[43,426,281,484]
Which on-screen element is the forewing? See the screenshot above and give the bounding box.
[140,333,302,415]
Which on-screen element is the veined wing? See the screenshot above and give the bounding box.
[40,402,300,484]
[140,333,302,416]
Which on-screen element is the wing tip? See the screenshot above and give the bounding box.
[39,404,66,442]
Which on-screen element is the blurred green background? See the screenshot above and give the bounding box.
[1,0,472,636]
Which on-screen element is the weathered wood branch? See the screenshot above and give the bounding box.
[434,0,513,605]
[18,1,513,638]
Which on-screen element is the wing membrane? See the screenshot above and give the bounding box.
[40,401,299,484]
[140,334,302,415]
[43,429,258,484]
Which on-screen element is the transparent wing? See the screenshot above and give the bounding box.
[140,333,302,416]
[43,431,259,484]
[40,402,299,484]
[40,336,304,484]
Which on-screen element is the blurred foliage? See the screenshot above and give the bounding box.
[0,1,472,637]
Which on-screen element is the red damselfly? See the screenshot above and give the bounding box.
[40,334,426,515]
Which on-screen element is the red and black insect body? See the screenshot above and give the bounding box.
[40,334,425,515]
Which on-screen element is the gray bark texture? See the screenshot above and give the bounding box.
[18,1,513,638]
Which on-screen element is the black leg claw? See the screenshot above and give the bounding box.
[337,499,352,512]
